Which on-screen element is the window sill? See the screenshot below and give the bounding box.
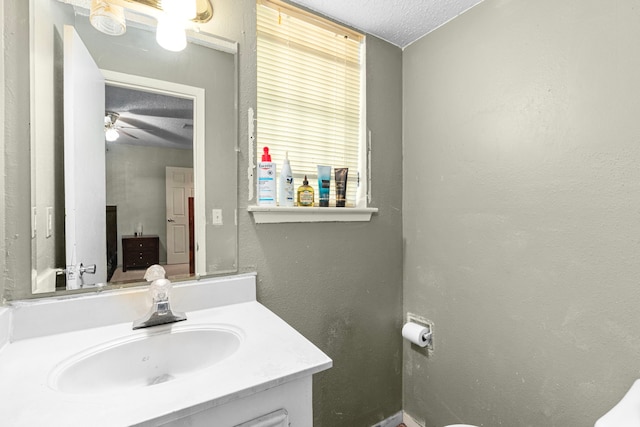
[247,206,378,224]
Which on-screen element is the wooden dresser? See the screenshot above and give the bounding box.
[122,235,159,272]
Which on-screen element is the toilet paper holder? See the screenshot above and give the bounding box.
[405,313,434,352]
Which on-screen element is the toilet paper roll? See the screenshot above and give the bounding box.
[402,321,431,347]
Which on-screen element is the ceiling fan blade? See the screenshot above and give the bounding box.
[117,116,165,132]
[117,117,192,145]
[117,125,157,132]
[126,108,193,119]
[119,129,139,139]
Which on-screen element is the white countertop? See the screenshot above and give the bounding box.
[0,275,332,426]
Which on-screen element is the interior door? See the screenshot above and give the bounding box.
[166,166,194,265]
[63,25,107,289]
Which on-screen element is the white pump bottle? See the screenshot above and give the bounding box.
[278,152,294,207]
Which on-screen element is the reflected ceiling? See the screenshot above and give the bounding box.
[105,85,193,149]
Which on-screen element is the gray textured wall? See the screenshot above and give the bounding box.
[403,0,640,425]
[240,35,404,426]
[2,0,31,302]
[2,0,404,425]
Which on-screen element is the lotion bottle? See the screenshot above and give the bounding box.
[297,175,314,207]
[278,152,294,207]
[257,147,276,206]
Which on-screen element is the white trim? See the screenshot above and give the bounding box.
[100,70,207,275]
[248,206,377,224]
[2,0,9,303]
[371,411,403,427]
[185,30,237,55]
[247,107,255,202]
[0,308,11,349]
[358,36,369,208]
[403,411,424,427]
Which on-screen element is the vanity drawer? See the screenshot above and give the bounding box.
[121,235,159,272]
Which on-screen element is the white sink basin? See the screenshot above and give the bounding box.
[48,324,243,394]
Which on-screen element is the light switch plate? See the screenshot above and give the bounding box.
[212,209,223,225]
[31,207,37,238]
[46,207,53,238]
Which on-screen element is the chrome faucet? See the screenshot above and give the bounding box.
[133,265,187,330]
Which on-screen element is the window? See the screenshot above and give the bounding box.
[256,0,366,208]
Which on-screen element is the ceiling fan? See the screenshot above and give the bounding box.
[104,111,139,141]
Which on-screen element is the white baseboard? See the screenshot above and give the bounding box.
[371,411,403,427]
[403,411,424,427]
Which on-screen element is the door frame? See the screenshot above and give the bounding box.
[101,70,206,274]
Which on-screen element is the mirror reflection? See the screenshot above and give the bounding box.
[104,82,196,285]
[29,0,238,298]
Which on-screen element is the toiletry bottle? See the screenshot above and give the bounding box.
[257,147,276,206]
[317,165,331,207]
[334,168,348,207]
[297,175,314,207]
[278,152,294,207]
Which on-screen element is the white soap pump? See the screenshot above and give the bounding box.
[279,151,294,207]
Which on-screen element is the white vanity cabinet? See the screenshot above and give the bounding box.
[147,376,311,427]
[0,274,331,427]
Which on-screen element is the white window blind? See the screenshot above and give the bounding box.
[257,0,365,207]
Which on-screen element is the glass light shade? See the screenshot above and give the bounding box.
[156,16,187,52]
[90,0,126,36]
[162,0,197,20]
[105,128,119,142]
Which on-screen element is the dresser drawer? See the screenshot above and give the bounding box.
[121,235,159,272]
[123,238,158,251]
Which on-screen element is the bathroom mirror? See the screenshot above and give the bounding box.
[25,0,238,299]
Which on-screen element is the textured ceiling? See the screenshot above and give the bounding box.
[105,85,193,149]
[287,0,485,48]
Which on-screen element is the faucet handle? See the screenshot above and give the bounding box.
[150,278,172,302]
[144,264,166,282]
[132,276,186,329]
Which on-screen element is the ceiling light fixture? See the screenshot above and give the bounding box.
[104,112,120,142]
[90,0,126,36]
[88,0,204,52]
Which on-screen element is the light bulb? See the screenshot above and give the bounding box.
[105,127,119,142]
[162,0,196,20]
[156,15,187,52]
